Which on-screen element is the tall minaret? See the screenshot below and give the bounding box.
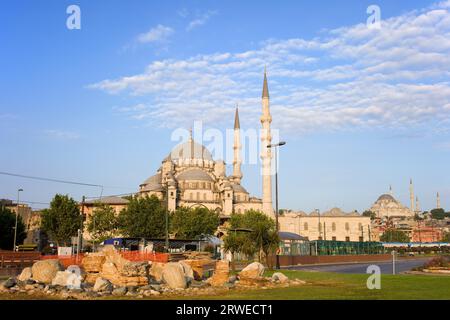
[409,178,415,212]
[232,107,242,183]
[389,185,393,196]
[416,196,420,213]
[437,192,441,209]
[260,68,274,217]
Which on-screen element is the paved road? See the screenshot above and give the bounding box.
[287,258,431,274]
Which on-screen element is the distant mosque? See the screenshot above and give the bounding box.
[138,70,275,218]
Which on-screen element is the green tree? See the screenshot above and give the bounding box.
[118,195,167,238]
[430,208,446,220]
[362,210,377,220]
[225,210,279,268]
[0,206,27,250]
[87,203,119,243]
[380,229,410,243]
[171,206,219,239]
[40,194,82,246]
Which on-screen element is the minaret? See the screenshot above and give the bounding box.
[260,68,274,217]
[232,106,242,183]
[389,185,393,196]
[416,196,420,213]
[409,178,415,212]
[437,192,441,209]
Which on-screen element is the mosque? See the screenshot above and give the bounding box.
[137,70,275,218]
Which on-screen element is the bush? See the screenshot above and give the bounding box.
[423,256,449,269]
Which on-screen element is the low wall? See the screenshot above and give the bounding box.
[273,254,392,266]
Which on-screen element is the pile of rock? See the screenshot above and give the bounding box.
[0,247,305,299]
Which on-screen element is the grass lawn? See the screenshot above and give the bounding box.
[2,270,449,300]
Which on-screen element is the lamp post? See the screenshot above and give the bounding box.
[13,188,23,251]
[316,209,321,240]
[267,141,286,270]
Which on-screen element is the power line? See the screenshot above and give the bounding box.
[0,171,134,190]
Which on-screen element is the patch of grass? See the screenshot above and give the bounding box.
[2,270,449,300]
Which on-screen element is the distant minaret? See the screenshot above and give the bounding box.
[260,68,274,217]
[232,106,242,183]
[416,196,420,213]
[389,185,393,196]
[410,179,415,212]
[437,192,441,209]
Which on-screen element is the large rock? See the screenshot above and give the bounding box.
[239,262,265,279]
[2,277,17,289]
[162,262,187,289]
[51,269,83,289]
[149,262,166,282]
[100,261,148,287]
[31,260,63,284]
[81,253,105,273]
[271,272,289,283]
[93,277,112,293]
[206,260,230,287]
[17,267,32,282]
[181,259,214,280]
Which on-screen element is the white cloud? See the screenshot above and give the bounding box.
[90,2,450,135]
[137,25,174,43]
[45,130,80,140]
[186,10,218,31]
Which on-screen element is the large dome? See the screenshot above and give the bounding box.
[169,139,213,161]
[376,194,397,202]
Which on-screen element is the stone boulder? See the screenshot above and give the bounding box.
[93,277,113,293]
[31,260,63,284]
[206,260,230,287]
[2,277,17,289]
[161,262,187,289]
[81,253,105,273]
[181,259,214,280]
[17,267,32,282]
[51,269,83,289]
[239,262,265,279]
[149,262,166,282]
[271,272,289,283]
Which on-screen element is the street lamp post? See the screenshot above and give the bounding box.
[267,141,286,270]
[316,209,321,240]
[13,188,23,251]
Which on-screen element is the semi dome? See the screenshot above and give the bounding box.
[140,173,163,191]
[177,169,214,182]
[169,139,213,161]
[232,184,249,194]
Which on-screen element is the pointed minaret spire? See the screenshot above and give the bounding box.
[437,192,441,209]
[389,185,393,196]
[410,178,415,212]
[262,66,269,98]
[233,106,242,183]
[234,105,240,129]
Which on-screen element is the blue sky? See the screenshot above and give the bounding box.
[1,0,449,213]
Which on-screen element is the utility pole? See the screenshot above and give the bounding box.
[13,188,23,251]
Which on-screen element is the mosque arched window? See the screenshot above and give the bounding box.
[332,222,336,232]
[196,192,200,200]
[345,222,350,231]
[304,222,308,231]
[203,193,207,201]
